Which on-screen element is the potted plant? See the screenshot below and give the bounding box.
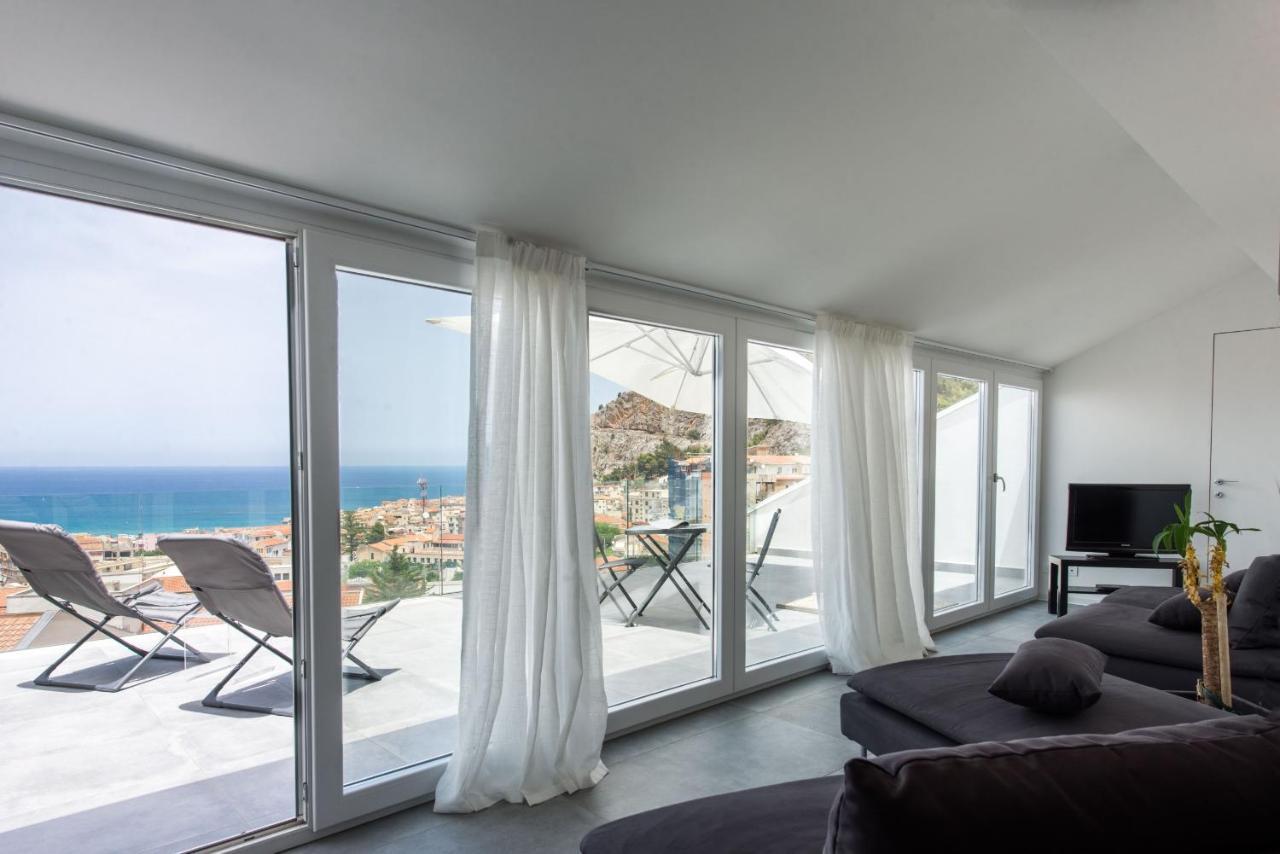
[1154,493,1258,710]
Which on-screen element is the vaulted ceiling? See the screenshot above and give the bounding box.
[0,1,1274,365]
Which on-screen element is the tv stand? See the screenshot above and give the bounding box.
[1048,553,1183,616]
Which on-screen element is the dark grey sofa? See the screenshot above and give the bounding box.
[581,714,1280,853]
[1035,582,1280,708]
[839,651,1229,753]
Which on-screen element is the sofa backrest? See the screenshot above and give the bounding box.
[826,714,1280,854]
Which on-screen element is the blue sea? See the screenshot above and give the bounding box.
[0,466,467,535]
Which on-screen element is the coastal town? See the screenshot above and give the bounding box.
[0,391,810,653]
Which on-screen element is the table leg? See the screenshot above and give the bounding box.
[664,570,711,630]
[626,566,673,627]
[1048,559,1059,616]
[625,531,711,629]
[1057,564,1069,616]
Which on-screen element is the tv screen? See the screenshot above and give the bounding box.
[1066,483,1191,556]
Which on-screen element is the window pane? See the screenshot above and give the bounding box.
[932,373,985,614]
[337,272,469,784]
[744,342,817,668]
[994,385,1036,597]
[590,316,717,706]
[0,186,296,849]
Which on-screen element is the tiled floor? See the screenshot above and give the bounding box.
[294,601,1053,854]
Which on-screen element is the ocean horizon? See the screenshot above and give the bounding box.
[0,465,467,535]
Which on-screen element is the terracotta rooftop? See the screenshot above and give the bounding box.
[0,612,41,652]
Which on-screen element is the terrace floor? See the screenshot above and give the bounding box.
[0,557,822,853]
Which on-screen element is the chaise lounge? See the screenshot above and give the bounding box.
[159,534,399,716]
[0,520,209,692]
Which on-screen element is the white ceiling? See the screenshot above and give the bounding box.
[0,1,1274,365]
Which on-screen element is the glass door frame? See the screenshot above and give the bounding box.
[733,318,825,693]
[918,353,1041,632]
[585,281,741,735]
[990,377,1042,605]
[299,228,474,829]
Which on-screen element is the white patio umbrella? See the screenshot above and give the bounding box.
[426,315,812,422]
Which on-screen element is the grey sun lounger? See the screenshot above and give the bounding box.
[158,534,399,716]
[0,520,208,692]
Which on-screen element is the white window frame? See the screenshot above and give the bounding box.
[916,349,1043,632]
[735,318,826,690]
[0,116,473,851]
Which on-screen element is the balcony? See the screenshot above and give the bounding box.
[0,554,817,853]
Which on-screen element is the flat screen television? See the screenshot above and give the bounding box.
[1066,483,1191,557]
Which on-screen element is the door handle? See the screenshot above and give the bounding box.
[993,473,1006,493]
[1214,479,1239,486]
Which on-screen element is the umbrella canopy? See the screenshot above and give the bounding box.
[426,316,811,422]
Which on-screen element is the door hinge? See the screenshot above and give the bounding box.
[288,241,301,269]
[298,658,307,679]
[301,781,308,804]
[297,451,305,471]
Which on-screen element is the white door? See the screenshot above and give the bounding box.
[921,356,1041,630]
[1210,327,1280,569]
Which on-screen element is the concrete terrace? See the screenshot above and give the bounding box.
[0,557,819,853]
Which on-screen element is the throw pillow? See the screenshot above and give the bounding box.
[988,637,1106,714]
[1230,555,1280,649]
[1149,590,1207,631]
[1225,568,1247,595]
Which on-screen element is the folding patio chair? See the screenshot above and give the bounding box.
[158,534,399,716]
[0,520,208,692]
[746,508,782,631]
[595,529,644,621]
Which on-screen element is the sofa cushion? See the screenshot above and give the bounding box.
[1148,589,1209,631]
[988,638,1106,713]
[826,715,1280,854]
[1103,585,1183,610]
[1036,601,1280,678]
[839,690,957,755]
[578,776,838,854]
[846,653,1225,746]
[1231,555,1280,649]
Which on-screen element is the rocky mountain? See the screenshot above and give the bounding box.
[590,391,809,479]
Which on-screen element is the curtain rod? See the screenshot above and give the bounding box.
[0,113,1049,373]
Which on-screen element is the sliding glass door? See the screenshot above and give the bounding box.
[738,323,822,679]
[336,270,470,786]
[993,384,1038,597]
[921,358,1040,627]
[301,231,474,827]
[0,184,301,851]
[929,368,989,616]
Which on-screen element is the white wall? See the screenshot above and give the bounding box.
[1041,268,1280,593]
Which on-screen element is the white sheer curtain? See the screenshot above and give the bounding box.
[812,313,934,674]
[434,229,607,813]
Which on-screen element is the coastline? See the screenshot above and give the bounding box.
[0,465,467,535]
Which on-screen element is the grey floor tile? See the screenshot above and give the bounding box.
[602,700,755,763]
[756,689,848,741]
[370,798,599,854]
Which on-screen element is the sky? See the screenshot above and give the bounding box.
[0,185,625,468]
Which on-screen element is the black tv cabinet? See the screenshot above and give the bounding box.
[1048,553,1183,616]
